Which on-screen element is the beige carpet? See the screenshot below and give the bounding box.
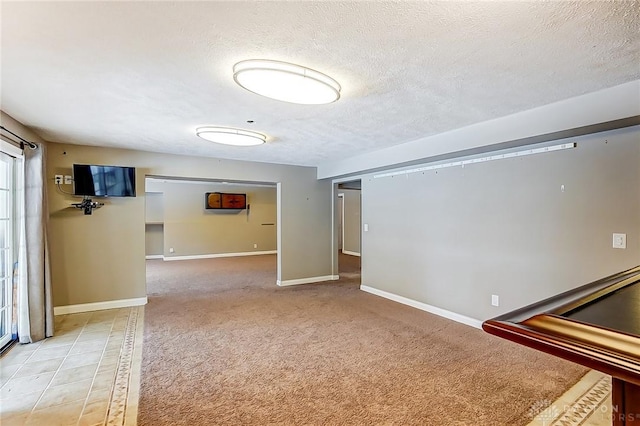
[139,254,586,425]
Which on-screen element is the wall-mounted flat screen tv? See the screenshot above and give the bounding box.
[73,164,136,197]
[205,192,246,209]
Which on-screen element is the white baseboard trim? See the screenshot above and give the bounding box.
[277,275,340,287]
[342,250,361,257]
[162,250,277,261]
[360,285,482,329]
[145,255,163,260]
[54,297,148,316]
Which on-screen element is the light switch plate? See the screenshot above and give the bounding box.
[363,224,369,232]
[612,233,627,249]
[491,295,499,307]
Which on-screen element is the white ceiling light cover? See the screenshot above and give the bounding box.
[196,127,267,146]
[233,60,341,105]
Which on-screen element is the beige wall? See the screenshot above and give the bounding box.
[47,143,332,307]
[361,126,640,321]
[144,192,164,256]
[145,224,163,256]
[145,192,164,223]
[145,180,276,257]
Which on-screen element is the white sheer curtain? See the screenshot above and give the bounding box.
[16,143,53,343]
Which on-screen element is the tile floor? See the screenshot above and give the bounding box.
[0,307,143,426]
[1,305,614,426]
[526,369,612,426]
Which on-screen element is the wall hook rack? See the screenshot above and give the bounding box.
[71,197,104,215]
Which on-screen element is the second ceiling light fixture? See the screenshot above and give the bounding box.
[197,59,341,146]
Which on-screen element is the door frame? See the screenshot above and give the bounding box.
[0,142,22,350]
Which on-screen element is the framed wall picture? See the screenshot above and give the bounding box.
[205,192,247,210]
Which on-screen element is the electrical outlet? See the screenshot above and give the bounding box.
[254,243,258,249]
[612,233,627,249]
[169,247,174,253]
[64,175,73,184]
[491,295,500,307]
[54,175,63,184]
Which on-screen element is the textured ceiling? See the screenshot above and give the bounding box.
[1,1,639,167]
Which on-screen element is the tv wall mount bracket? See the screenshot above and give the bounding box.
[72,197,104,215]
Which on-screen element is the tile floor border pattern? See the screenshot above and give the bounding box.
[106,307,139,426]
[549,374,611,426]
[527,370,612,426]
[123,306,144,426]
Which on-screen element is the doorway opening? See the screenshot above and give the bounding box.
[144,176,279,295]
[335,180,361,283]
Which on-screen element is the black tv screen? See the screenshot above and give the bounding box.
[73,164,136,197]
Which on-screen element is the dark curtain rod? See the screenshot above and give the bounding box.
[0,125,38,150]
